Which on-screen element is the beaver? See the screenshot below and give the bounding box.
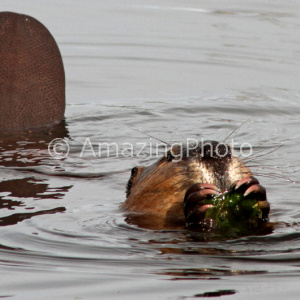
[0,12,65,131]
[122,140,270,231]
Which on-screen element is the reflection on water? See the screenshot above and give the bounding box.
[161,268,266,280]
[0,122,70,226]
[0,120,68,168]
[0,206,66,227]
[1,0,300,299]
[180,290,236,299]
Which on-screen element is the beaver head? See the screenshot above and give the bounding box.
[122,140,263,229]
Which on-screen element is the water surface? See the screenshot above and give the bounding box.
[1,1,300,299]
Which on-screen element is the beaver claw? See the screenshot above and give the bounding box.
[231,176,270,220]
[184,176,270,228]
[183,183,220,227]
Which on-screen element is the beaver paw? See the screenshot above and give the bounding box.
[183,176,270,229]
[183,183,220,228]
[231,176,270,221]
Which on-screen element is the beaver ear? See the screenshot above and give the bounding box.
[126,166,143,198]
[166,151,174,162]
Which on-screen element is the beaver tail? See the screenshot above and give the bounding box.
[0,12,65,131]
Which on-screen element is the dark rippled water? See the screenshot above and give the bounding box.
[1,1,300,299]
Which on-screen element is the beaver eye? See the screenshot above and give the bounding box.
[131,167,138,176]
[166,152,174,162]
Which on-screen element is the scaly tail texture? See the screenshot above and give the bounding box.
[0,12,65,130]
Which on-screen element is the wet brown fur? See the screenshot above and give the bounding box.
[122,142,252,228]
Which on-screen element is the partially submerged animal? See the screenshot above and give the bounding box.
[122,140,270,234]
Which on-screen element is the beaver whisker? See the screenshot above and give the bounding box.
[233,164,279,171]
[233,165,276,175]
[127,126,170,146]
[246,165,291,175]
[174,127,187,142]
[223,118,252,143]
[242,145,283,164]
[246,164,281,168]
[250,172,300,184]
[246,165,291,177]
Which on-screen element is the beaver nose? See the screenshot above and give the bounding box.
[202,141,231,159]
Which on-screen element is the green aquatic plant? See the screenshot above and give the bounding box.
[202,190,265,235]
